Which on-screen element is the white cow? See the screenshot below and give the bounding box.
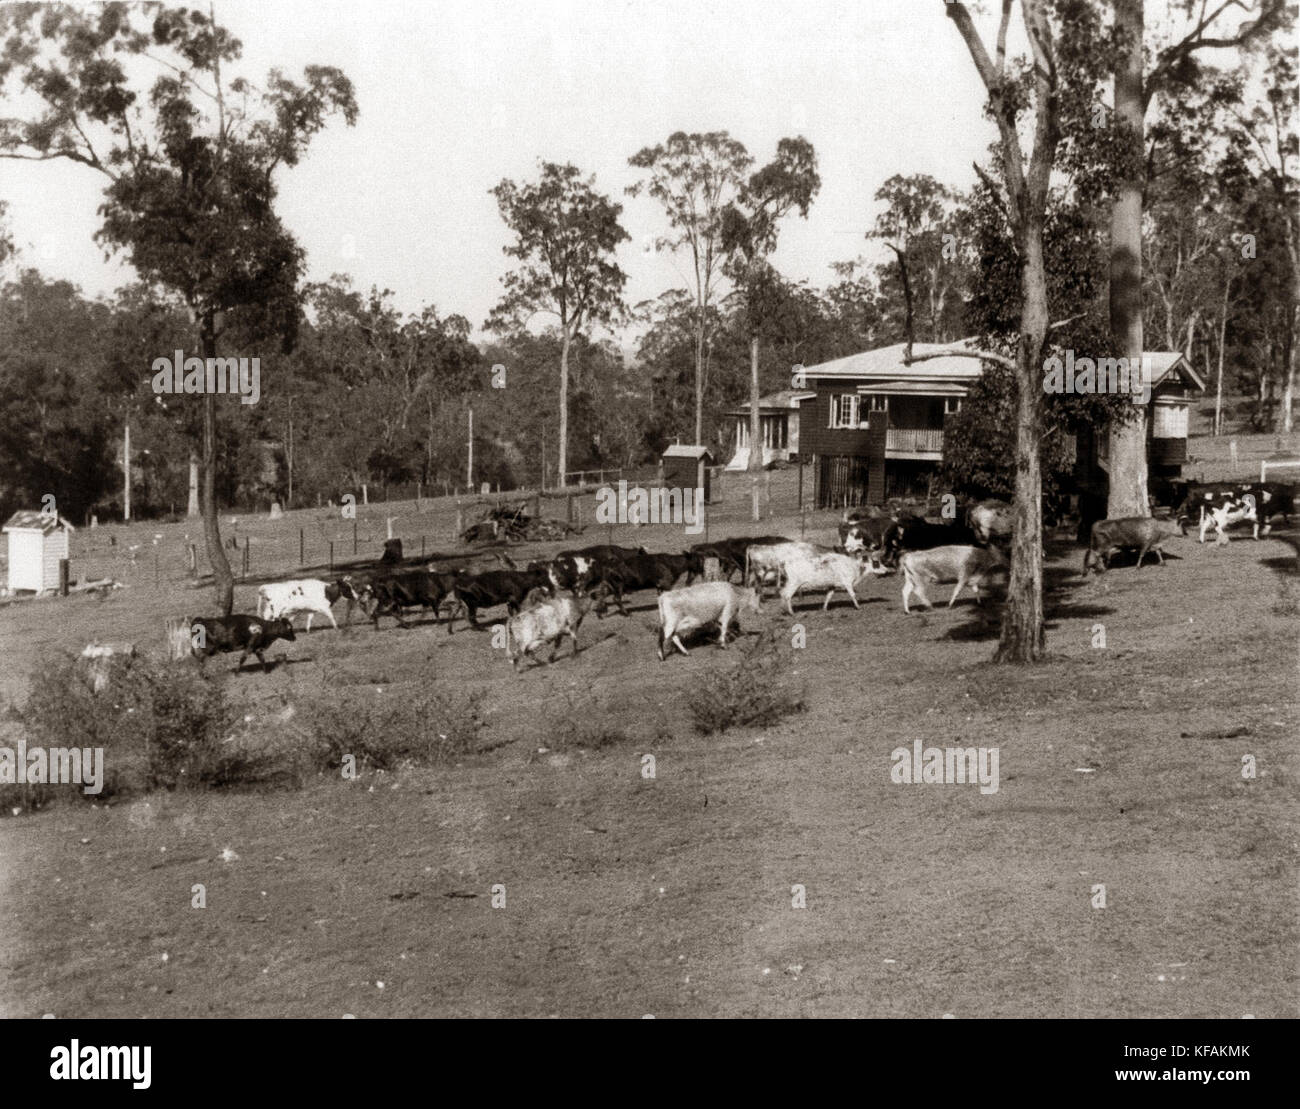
[779,550,889,616]
[657,581,762,660]
[900,545,1007,613]
[1197,498,1257,545]
[256,577,355,631]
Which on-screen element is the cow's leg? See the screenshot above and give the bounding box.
[783,586,796,617]
[326,607,338,630]
[718,604,733,648]
[567,628,580,657]
[672,633,690,656]
[846,581,861,609]
[1135,544,1149,568]
[257,648,272,674]
[902,576,913,614]
[948,572,966,608]
[1153,545,1165,565]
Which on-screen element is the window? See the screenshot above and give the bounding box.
[830,394,860,429]
[944,396,962,415]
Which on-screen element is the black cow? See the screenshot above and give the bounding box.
[360,571,460,630]
[189,614,296,673]
[448,568,552,633]
[689,536,790,582]
[590,551,703,615]
[882,520,980,565]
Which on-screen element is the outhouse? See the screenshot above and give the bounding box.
[660,444,715,503]
[3,510,74,593]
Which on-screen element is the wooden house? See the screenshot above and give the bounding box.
[724,389,816,470]
[784,340,1202,509]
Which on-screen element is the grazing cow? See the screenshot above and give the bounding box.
[448,567,553,632]
[779,550,889,616]
[1198,498,1256,545]
[1083,516,1186,573]
[967,499,1014,545]
[900,546,1007,613]
[189,615,296,673]
[358,571,460,629]
[256,577,357,631]
[883,519,981,565]
[505,591,591,670]
[656,581,762,661]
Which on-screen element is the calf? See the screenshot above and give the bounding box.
[1198,498,1256,545]
[780,550,889,616]
[448,567,552,632]
[900,545,1007,613]
[1083,516,1186,573]
[883,519,980,566]
[656,581,762,661]
[505,591,591,670]
[189,614,296,673]
[256,577,357,631]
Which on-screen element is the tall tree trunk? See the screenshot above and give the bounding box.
[558,326,571,488]
[996,225,1048,663]
[1214,279,1229,436]
[748,333,762,521]
[187,450,200,517]
[199,315,234,615]
[694,308,705,445]
[1107,0,1149,518]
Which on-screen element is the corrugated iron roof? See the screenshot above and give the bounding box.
[662,444,715,460]
[3,510,75,534]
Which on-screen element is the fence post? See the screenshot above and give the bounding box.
[189,543,197,580]
[455,500,463,543]
[299,528,304,566]
[59,558,70,596]
[329,541,334,573]
[353,520,358,555]
[242,537,250,578]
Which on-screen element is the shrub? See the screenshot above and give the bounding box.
[687,632,806,736]
[3,651,297,814]
[310,683,489,773]
[540,693,629,752]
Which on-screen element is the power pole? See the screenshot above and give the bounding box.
[467,406,474,490]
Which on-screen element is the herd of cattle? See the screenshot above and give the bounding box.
[184,477,1294,673]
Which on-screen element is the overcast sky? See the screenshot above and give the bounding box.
[4,0,1025,338]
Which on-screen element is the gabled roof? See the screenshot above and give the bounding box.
[3,510,75,534]
[1147,351,1205,392]
[662,444,715,460]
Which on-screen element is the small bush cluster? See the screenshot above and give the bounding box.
[310,683,489,773]
[687,632,807,736]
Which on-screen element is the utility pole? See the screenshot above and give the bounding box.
[123,421,131,523]
[286,395,294,508]
[467,406,474,489]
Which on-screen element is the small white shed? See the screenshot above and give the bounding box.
[3,510,75,592]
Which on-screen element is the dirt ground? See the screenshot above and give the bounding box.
[1,459,1296,1018]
